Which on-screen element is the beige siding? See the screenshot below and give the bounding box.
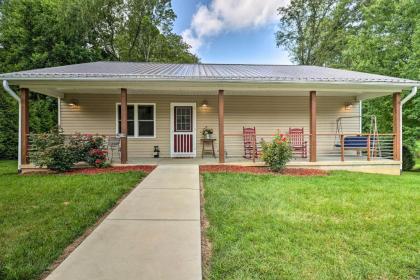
[60,94,359,159]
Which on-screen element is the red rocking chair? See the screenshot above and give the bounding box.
[243,127,259,160]
[288,128,307,158]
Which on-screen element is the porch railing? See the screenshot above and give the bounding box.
[223,132,396,163]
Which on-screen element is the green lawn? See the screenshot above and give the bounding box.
[0,161,145,280]
[203,171,420,280]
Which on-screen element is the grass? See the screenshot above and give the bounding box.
[0,160,145,280]
[203,171,420,280]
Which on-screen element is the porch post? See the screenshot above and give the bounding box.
[309,91,317,162]
[218,89,225,163]
[120,88,128,164]
[20,88,29,164]
[392,92,401,161]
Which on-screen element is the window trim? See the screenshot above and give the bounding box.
[115,103,156,139]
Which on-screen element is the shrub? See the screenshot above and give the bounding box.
[69,133,108,167]
[30,129,78,171]
[260,134,293,172]
[0,92,18,159]
[86,149,108,168]
[402,145,415,171]
[30,131,109,171]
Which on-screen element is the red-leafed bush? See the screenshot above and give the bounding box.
[87,148,108,168]
[70,133,108,168]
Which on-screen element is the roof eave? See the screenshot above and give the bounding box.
[2,76,418,88]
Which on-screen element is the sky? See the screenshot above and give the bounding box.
[171,0,293,65]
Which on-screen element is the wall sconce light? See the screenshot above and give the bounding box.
[344,102,353,111]
[200,100,208,108]
[68,99,80,108]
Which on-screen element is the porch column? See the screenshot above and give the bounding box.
[393,92,401,161]
[120,88,128,164]
[20,88,29,164]
[309,91,317,162]
[218,89,225,163]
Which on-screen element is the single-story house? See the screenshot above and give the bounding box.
[1,62,418,174]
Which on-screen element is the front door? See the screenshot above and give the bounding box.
[170,103,196,157]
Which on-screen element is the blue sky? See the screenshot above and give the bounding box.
[171,0,292,64]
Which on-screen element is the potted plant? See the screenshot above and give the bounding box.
[201,126,214,139]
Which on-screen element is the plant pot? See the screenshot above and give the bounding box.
[205,134,212,139]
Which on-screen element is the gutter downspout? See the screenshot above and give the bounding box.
[400,86,417,171]
[2,80,22,173]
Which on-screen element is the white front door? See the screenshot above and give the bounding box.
[170,103,196,157]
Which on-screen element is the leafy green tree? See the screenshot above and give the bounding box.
[0,0,198,159]
[345,0,419,150]
[0,92,18,159]
[276,0,360,66]
[0,0,100,159]
[276,0,419,155]
[81,0,198,62]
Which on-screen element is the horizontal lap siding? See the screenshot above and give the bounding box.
[61,94,359,159]
[317,97,360,156]
[61,94,218,158]
[223,96,359,158]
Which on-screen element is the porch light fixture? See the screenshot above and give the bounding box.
[68,99,80,108]
[200,100,208,108]
[344,102,353,111]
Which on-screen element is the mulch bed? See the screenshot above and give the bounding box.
[199,165,328,176]
[65,165,156,175]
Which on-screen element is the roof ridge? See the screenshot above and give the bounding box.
[95,61,311,67]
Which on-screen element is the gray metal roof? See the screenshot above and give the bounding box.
[0,61,418,85]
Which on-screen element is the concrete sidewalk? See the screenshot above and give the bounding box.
[47,165,201,280]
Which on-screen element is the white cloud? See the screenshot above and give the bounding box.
[182,0,290,54]
[181,29,202,54]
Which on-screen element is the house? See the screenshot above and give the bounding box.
[1,62,418,174]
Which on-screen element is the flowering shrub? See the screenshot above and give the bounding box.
[87,148,108,168]
[260,133,293,172]
[31,131,109,171]
[69,133,108,168]
[30,129,79,171]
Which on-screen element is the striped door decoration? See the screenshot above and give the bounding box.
[174,133,193,153]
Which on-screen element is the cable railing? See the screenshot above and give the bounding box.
[223,132,395,163]
[26,132,396,164]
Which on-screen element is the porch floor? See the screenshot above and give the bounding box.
[111,156,400,175]
[122,156,397,166]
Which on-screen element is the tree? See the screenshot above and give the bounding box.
[81,0,198,62]
[276,0,360,66]
[0,0,198,159]
[276,0,419,153]
[344,0,419,149]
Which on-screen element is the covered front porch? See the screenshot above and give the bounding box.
[15,85,402,175]
[3,62,415,175]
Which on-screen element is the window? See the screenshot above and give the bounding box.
[175,106,192,132]
[117,104,155,138]
[118,105,135,136]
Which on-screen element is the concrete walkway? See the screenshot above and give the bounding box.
[47,165,201,280]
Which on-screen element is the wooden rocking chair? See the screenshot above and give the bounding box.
[288,128,307,158]
[243,127,259,160]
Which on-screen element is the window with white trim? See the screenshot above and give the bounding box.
[117,104,155,138]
